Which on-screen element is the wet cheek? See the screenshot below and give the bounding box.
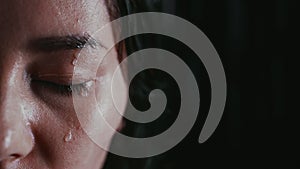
[98,80,123,129]
[67,77,122,152]
[27,105,102,168]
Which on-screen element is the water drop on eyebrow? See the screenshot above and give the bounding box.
[64,130,73,142]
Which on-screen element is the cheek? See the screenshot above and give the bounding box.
[71,49,127,151]
[26,96,106,169]
[26,47,127,168]
[96,49,128,129]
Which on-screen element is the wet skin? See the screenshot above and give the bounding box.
[0,0,127,169]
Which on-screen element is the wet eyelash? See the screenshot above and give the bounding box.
[32,80,87,97]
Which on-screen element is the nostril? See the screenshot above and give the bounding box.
[0,154,21,163]
[7,154,21,161]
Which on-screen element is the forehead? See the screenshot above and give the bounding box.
[0,0,110,38]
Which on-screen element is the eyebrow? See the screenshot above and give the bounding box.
[30,33,105,52]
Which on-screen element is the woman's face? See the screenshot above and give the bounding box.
[0,0,127,168]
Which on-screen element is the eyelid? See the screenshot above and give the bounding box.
[32,73,92,85]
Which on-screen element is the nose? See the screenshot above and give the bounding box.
[0,61,34,162]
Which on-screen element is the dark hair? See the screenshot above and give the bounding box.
[103,1,176,169]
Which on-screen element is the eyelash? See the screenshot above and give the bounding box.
[31,80,88,97]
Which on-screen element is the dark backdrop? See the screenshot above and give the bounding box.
[104,0,294,168]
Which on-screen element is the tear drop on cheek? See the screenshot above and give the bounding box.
[64,130,73,142]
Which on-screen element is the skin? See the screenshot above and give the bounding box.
[0,0,127,169]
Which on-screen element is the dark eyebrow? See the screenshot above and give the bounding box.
[30,33,106,52]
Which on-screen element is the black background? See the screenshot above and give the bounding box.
[104,0,295,168]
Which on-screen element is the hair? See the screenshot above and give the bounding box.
[103,1,174,169]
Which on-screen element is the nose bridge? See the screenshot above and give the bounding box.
[0,56,34,161]
[0,80,23,128]
[0,56,23,111]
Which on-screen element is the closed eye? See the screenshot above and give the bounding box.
[31,79,93,97]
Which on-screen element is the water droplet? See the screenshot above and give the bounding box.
[72,52,79,66]
[64,130,73,142]
[79,81,94,97]
[72,58,78,66]
[26,122,31,127]
[84,80,94,90]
